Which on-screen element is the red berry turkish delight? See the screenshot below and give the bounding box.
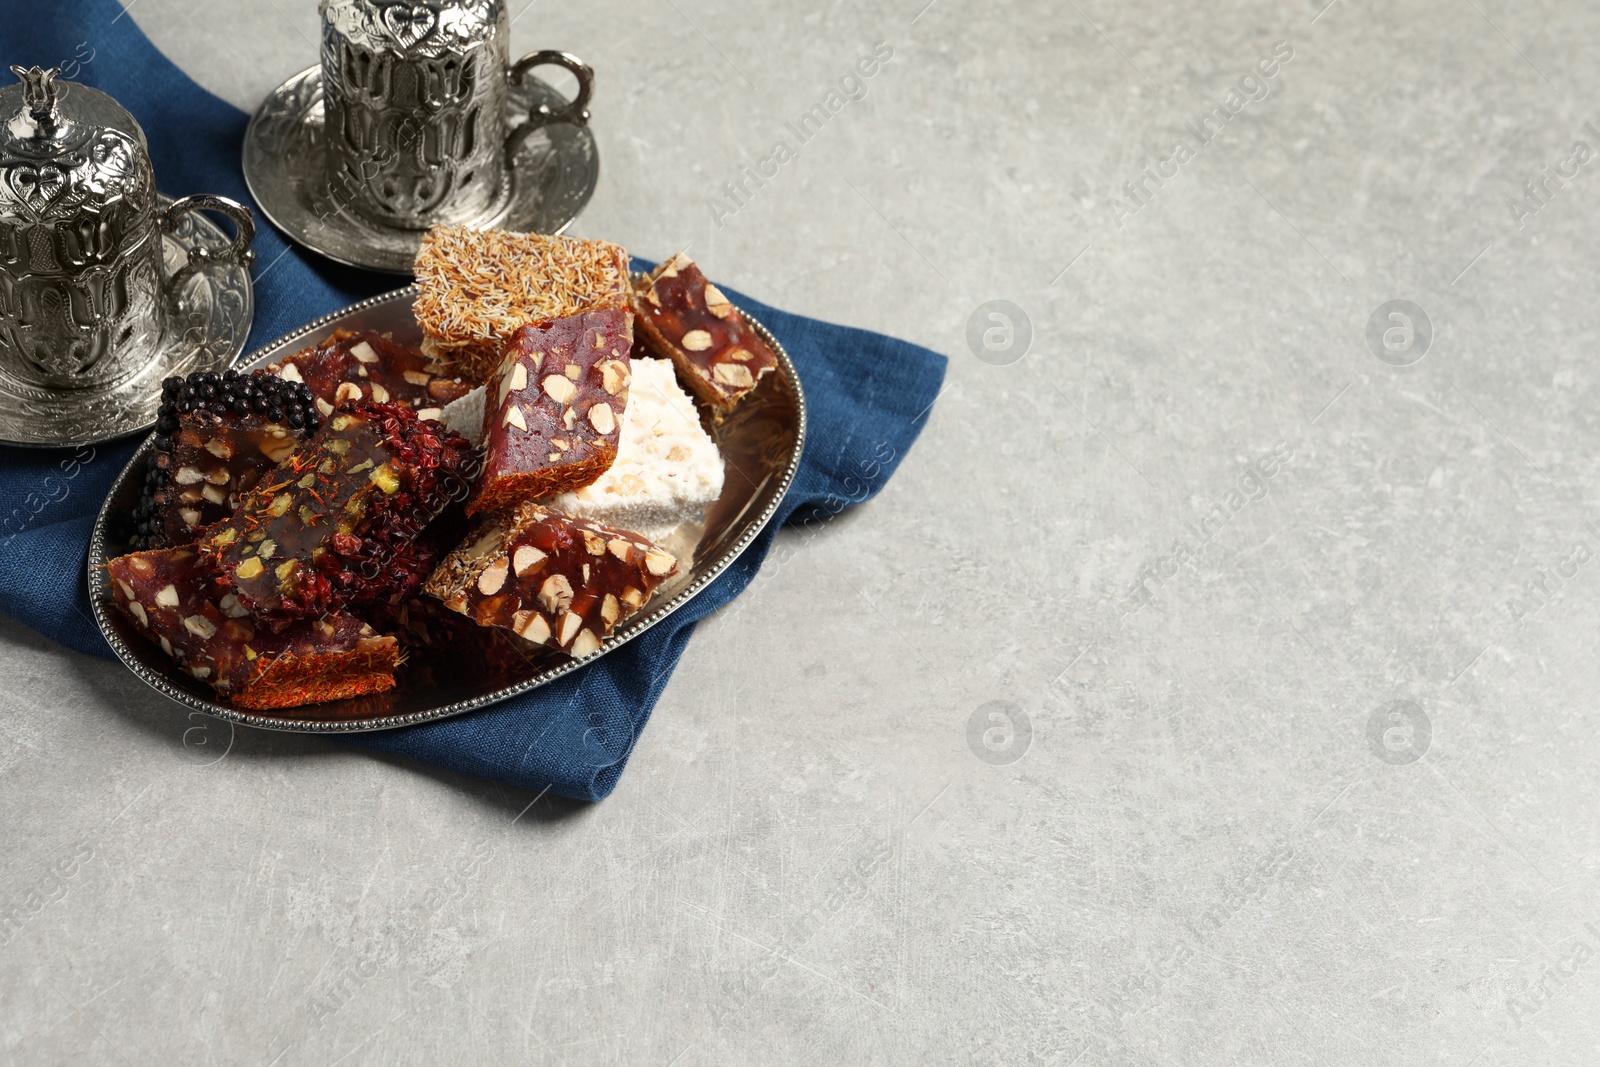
[200,402,478,620]
[107,546,399,709]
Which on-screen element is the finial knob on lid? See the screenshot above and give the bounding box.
[9,65,63,135]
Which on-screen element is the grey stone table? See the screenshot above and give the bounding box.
[5,0,1600,1063]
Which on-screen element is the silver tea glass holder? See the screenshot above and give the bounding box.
[244,0,600,275]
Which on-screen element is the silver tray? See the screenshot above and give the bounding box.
[86,287,806,732]
[243,66,600,274]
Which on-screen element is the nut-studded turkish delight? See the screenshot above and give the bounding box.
[467,308,632,515]
[131,370,320,549]
[633,253,777,415]
[269,330,473,422]
[106,546,398,709]
[200,402,478,620]
[423,503,678,657]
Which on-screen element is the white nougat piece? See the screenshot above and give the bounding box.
[439,385,487,448]
[542,358,724,533]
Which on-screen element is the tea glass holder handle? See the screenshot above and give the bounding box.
[158,194,257,298]
[505,50,594,162]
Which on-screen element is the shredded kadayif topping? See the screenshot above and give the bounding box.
[412,226,632,350]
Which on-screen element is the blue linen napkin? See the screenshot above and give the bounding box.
[0,0,946,800]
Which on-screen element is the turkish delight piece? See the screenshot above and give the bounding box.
[345,497,469,634]
[377,599,555,695]
[467,308,633,515]
[131,370,320,549]
[633,253,777,415]
[106,546,398,709]
[200,402,478,620]
[412,225,632,382]
[629,329,653,361]
[423,502,678,657]
[269,329,473,422]
[543,357,723,534]
[371,593,485,651]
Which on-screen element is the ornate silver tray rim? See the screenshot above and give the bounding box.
[86,285,806,733]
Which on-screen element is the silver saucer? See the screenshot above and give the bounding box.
[243,66,601,275]
[88,285,806,733]
[0,195,254,449]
